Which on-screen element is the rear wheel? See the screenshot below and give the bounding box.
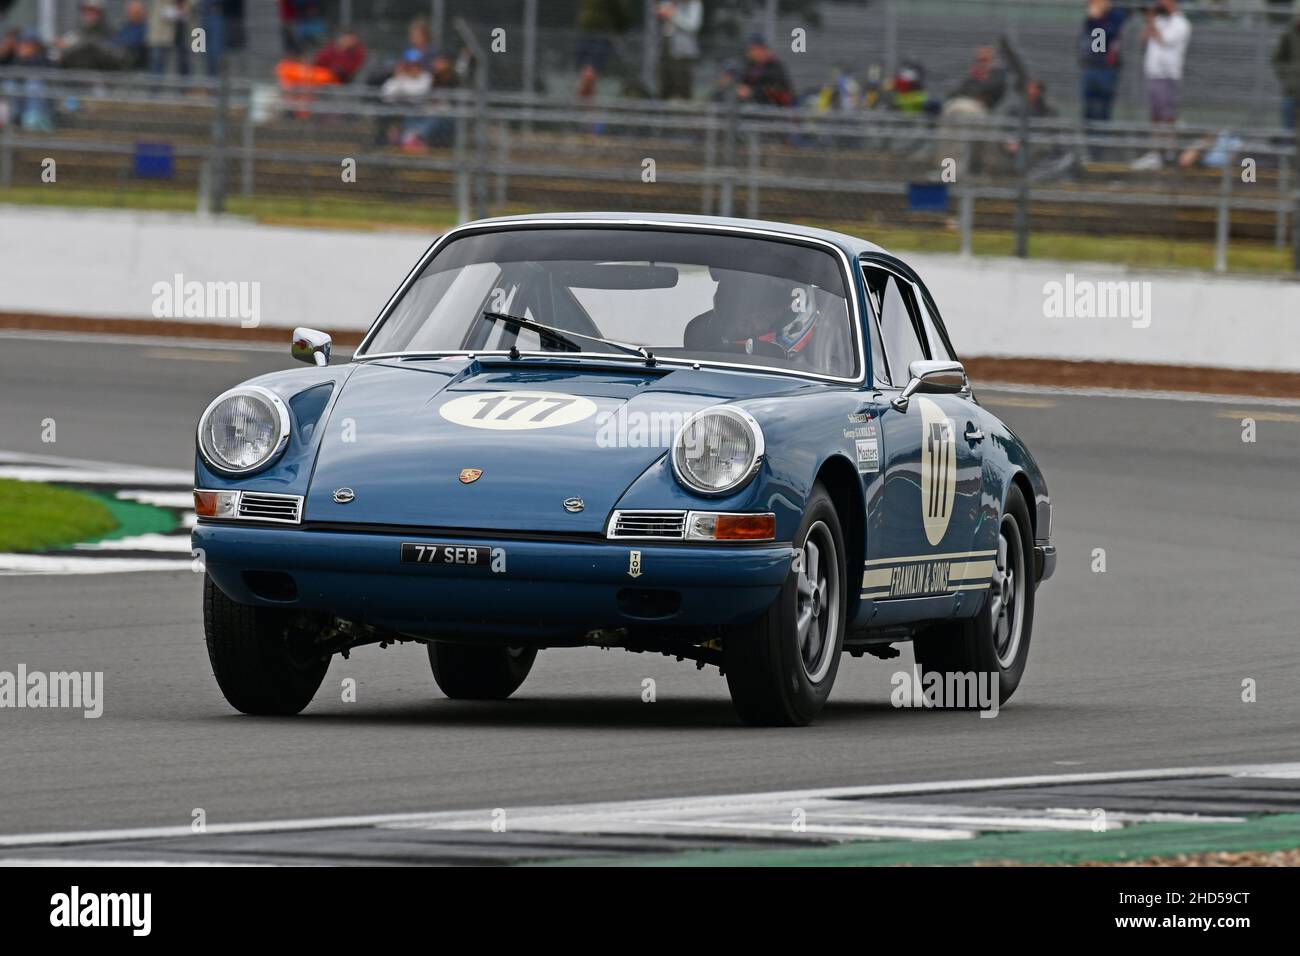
[723,485,846,726]
[204,575,329,715]
[913,484,1035,706]
[427,643,537,700]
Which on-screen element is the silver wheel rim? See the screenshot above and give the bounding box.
[795,520,839,684]
[991,512,1027,669]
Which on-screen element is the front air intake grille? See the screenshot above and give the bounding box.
[608,510,687,540]
[237,492,303,524]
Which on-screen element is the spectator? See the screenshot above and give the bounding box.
[117,1,149,70]
[380,50,441,150]
[194,0,228,77]
[815,64,861,113]
[1273,8,1300,129]
[656,1,702,101]
[1133,0,1191,169]
[886,63,932,114]
[0,28,19,68]
[147,0,189,77]
[430,52,458,91]
[403,17,435,69]
[314,27,366,84]
[1080,0,1127,123]
[1177,129,1243,170]
[1002,80,1076,180]
[737,34,794,106]
[6,33,55,129]
[59,0,127,70]
[279,0,325,55]
[951,45,1006,110]
[381,49,431,103]
[576,0,631,80]
[935,47,1007,175]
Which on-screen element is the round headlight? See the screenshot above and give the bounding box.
[197,386,290,475]
[672,406,764,496]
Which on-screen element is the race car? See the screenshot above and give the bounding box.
[193,213,1055,726]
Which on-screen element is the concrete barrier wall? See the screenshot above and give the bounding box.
[2,206,1298,372]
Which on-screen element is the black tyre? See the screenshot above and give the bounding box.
[723,484,847,726]
[427,643,537,700]
[203,575,329,716]
[913,483,1035,706]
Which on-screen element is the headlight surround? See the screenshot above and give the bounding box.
[672,405,765,497]
[197,385,291,475]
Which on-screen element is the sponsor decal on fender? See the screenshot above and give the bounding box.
[860,549,997,600]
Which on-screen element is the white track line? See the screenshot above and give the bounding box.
[74,534,193,553]
[116,490,195,509]
[0,761,1293,850]
[0,555,190,575]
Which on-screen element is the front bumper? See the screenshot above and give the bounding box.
[1034,543,1057,584]
[194,523,796,638]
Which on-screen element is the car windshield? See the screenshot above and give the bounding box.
[361,227,860,379]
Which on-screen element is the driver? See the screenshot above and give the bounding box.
[683,268,819,361]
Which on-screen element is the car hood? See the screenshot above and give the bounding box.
[304,357,803,534]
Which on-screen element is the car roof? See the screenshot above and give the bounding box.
[460,211,891,259]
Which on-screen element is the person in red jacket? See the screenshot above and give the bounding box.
[313,27,366,83]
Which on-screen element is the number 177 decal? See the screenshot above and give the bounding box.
[918,397,957,546]
[439,390,599,431]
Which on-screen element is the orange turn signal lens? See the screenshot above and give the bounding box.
[714,513,777,541]
[194,489,239,519]
[685,512,776,541]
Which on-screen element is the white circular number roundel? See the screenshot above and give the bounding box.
[439,391,598,431]
[918,396,957,546]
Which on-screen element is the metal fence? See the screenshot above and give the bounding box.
[2,66,1299,274]
[11,0,1300,127]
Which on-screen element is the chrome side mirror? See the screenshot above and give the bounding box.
[891,359,967,412]
[291,327,332,367]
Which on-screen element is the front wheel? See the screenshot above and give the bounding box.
[203,575,329,715]
[427,643,537,700]
[722,485,847,726]
[913,483,1035,706]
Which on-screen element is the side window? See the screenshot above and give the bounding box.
[915,288,957,362]
[877,274,928,384]
[861,274,889,387]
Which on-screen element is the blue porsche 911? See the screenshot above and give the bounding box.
[193,213,1055,726]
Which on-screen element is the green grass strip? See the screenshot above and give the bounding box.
[534,813,1300,867]
[73,491,179,545]
[0,478,118,552]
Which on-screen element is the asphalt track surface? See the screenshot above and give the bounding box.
[1,333,1298,841]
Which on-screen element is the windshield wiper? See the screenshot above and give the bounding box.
[481,312,656,366]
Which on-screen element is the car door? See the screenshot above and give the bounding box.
[859,263,987,613]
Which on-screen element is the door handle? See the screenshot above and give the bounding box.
[964,423,984,443]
